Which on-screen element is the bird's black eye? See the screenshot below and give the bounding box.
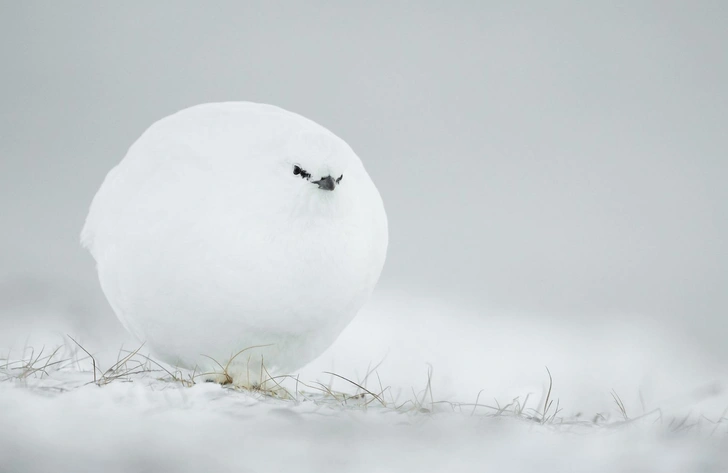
[293,165,311,180]
[336,174,343,184]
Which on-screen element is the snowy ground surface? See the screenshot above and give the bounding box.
[1,292,727,473]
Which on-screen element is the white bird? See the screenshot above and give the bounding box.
[81,102,388,386]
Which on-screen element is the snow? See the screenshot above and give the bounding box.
[1,292,727,472]
[2,381,725,473]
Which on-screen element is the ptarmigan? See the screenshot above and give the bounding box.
[81,102,388,386]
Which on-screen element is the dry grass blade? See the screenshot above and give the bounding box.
[610,390,629,421]
[710,406,728,436]
[259,359,294,399]
[68,335,101,385]
[11,346,65,379]
[418,364,435,412]
[106,343,146,375]
[198,355,232,384]
[324,371,386,407]
[541,366,554,424]
[36,346,64,377]
[312,380,340,399]
[364,385,391,407]
[359,355,388,391]
[225,344,274,373]
[198,344,276,386]
[199,354,227,373]
[121,349,192,386]
[469,390,484,416]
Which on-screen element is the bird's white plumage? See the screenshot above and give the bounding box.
[82,102,388,385]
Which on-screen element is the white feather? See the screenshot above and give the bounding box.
[82,102,388,385]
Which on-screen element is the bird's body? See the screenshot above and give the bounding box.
[82,102,387,385]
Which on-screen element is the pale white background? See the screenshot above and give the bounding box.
[1,3,727,470]
[1,1,726,352]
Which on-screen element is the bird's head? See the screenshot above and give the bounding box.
[292,164,343,191]
[281,129,359,197]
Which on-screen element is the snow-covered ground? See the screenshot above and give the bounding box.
[1,291,727,472]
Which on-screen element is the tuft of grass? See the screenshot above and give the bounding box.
[323,371,387,407]
[194,345,298,400]
[68,336,174,387]
[3,339,728,436]
[1,345,65,380]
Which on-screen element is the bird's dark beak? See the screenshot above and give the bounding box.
[313,175,336,191]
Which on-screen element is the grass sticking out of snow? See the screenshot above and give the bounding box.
[1,336,727,437]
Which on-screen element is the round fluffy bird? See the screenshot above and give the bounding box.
[81,102,388,386]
